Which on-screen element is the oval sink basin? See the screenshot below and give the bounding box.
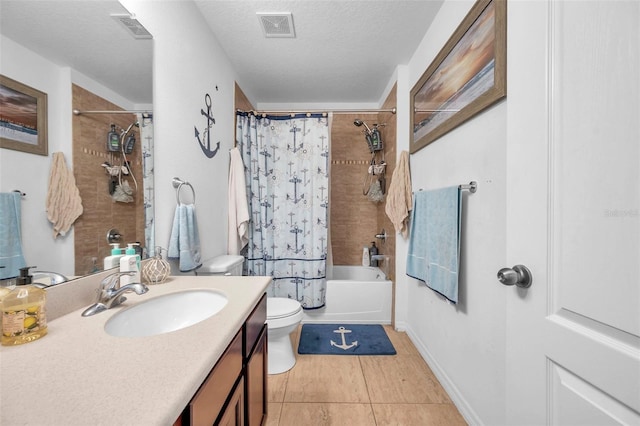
[104,289,228,337]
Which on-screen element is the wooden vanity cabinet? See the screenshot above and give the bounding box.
[244,294,267,426]
[175,293,267,426]
[187,330,243,426]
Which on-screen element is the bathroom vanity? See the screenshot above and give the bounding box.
[0,274,270,425]
[177,293,267,425]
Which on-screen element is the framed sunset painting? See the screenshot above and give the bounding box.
[410,0,506,153]
[0,75,48,156]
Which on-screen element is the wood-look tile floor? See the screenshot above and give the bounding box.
[265,325,467,426]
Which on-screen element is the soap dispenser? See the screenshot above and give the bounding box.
[120,243,141,286]
[1,266,47,346]
[104,243,124,270]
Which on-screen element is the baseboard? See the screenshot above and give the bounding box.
[404,324,483,426]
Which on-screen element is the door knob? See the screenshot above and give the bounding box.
[497,265,532,288]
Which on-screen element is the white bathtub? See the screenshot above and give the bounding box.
[302,265,392,324]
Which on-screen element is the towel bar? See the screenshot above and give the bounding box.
[458,181,477,193]
[172,177,196,205]
[418,182,477,193]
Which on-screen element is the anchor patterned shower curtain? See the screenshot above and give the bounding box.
[236,112,329,309]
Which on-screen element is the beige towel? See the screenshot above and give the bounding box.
[385,150,413,238]
[46,152,83,238]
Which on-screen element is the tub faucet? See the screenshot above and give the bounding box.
[81,272,148,317]
[375,229,387,241]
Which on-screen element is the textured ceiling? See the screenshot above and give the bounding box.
[194,1,443,105]
[0,0,153,105]
[0,0,443,107]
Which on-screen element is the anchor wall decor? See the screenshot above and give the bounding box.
[194,92,221,158]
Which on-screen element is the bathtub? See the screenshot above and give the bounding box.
[302,265,392,324]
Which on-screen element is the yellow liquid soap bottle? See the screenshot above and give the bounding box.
[1,266,48,346]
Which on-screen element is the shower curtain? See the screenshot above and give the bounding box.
[236,112,329,309]
[137,113,155,257]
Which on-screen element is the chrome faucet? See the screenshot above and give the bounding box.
[81,272,148,317]
[375,228,387,241]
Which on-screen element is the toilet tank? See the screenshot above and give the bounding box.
[195,255,245,276]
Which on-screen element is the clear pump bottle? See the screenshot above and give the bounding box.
[120,243,141,285]
[1,266,47,346]
[104,243,124,270]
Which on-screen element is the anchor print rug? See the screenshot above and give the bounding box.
[297,324,396,355]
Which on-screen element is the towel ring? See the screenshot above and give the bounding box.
[172,177,196,205]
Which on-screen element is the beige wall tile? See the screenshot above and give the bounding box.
[72,85,144,276]
[330,85,397,275]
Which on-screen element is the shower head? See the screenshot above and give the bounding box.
[353,118,372,133]
[120,121,139,138]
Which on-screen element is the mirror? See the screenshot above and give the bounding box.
[0,1,153,283]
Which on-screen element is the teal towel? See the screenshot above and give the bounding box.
[168,204,202,272]
[406,187,461,303]
[0,192,27,279]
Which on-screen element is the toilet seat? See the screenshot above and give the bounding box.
[267,297,302,319]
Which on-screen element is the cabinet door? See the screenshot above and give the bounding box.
[190,331,243,426]
[218,377,245,426]
[245,325,267,426]
[245,294,266,358]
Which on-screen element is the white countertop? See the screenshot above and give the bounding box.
[0,275,270,426]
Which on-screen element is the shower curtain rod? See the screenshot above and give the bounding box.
[236,107,396,116]
[72,109,152,116]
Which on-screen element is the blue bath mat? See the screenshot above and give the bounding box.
[298,324,396,355]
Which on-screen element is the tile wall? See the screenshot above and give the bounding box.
[72,85,144,275]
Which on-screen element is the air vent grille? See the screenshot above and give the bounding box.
[111,14,152,40]
[257,12,295,38]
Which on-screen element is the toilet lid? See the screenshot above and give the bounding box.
[267,297,302,319]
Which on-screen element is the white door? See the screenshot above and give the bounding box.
[505,1,639,424]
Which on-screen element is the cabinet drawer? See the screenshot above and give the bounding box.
[189,330,243,426]
[244,293,266,358]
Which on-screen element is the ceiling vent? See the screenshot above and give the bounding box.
[257,12,295,38]
[111,14,152,40]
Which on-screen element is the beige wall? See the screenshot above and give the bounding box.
[330,86,397,279]
[72,85,144,275]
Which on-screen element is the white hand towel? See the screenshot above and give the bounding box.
[227,147,249,254]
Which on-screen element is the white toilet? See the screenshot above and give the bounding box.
[195,255,245,276]
[266,297,303,374]
[196,255,303,375]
